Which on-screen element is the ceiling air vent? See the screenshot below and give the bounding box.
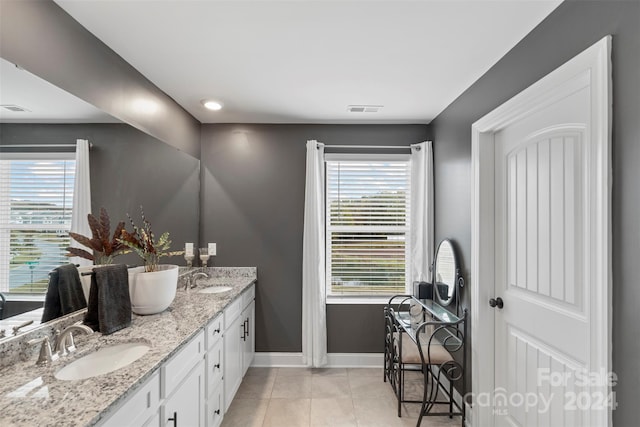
[1,104,31,113]
[347,105,383,113]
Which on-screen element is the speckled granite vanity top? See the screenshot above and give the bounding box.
[0,267,256,427]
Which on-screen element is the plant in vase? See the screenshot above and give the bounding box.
[66,207,129,265]
[66,207,130,301]
[119,206,184,272]
[119,206,184,315]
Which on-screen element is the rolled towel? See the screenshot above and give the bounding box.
[42,264,87,323]
[84,264,132,335]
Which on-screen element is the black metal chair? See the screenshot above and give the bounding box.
[415,313,466,427]
[384,295,433,417]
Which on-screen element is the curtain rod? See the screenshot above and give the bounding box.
[0,143,93,149]
[321,144,413,149]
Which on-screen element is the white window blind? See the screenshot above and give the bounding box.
[325,154,411,297]
[0,153,76,294]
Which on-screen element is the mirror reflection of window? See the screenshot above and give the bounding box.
[0,153,76,296]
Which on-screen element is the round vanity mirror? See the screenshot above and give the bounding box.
[433,239,458,307]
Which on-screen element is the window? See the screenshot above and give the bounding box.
[0,153,76,295]
[325,153,411,300]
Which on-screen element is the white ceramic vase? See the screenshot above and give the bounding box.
[128,264,179,315]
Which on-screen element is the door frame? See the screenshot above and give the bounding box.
[470,36,612,427]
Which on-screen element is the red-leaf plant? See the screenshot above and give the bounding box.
[66,207,129,265]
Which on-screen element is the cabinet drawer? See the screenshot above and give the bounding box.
[206,383,224,427]
[241,283,255,309]
[101,372,160,427]
[206,313,224,351]
[224,297,242,329]
[161,330,205,398]
[206,338,224,397]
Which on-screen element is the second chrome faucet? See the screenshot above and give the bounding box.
[54,323,93,356]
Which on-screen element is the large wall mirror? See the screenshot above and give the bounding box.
[0,57,200,341]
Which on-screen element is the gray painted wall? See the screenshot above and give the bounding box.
[429,1,639,424]
[0,0,201,158]
[0,123,200,268]
[200,124,430,352]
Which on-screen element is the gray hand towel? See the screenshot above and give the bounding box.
[84,264,132,335]
[42,264,87,322]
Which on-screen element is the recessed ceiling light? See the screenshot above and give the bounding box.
[202,99,223,111]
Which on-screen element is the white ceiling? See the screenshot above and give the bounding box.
[4,1,562,125]
[0,57,118,123]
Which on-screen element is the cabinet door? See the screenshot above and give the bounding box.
[100,372,160,427]
[241,300,255,376]
[223,313,243,411]
[143,412,160,427]
[162,360,204,427]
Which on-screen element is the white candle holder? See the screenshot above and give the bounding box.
[184,253,194,267]
[199,248,210,267]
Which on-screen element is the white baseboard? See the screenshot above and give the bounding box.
[326,353,383,367]
[251,352,383,368]
[252,352,305,367]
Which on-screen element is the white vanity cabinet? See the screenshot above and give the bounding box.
[160,330,206,427]
[100,371,161,427]
[223,283,255,411]
[97,283,256,427]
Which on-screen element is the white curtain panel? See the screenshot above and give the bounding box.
[410,141,434,283]
[70,139,92,267]
[302,140,328,367]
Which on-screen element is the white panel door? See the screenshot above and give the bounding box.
[471,36,611,427]
[493,70,596,427]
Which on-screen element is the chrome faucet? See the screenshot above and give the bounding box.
[193,271,210,288]
[54,323,93,356]
[28,336,58,366]
[185,271,210,290]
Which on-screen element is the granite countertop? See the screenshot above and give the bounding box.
[0,267,257,427]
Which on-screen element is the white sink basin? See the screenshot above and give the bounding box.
[198,286,233,294]
[55,342,150,381]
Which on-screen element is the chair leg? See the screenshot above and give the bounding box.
[383,342,387,383]
[449,379,454,418]
[397,362,402,417]
[416,369,428,427]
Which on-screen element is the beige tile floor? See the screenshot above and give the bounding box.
[221,367,462,427]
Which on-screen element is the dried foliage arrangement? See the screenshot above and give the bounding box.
[119,206,183,272]
[66,207,129,265]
